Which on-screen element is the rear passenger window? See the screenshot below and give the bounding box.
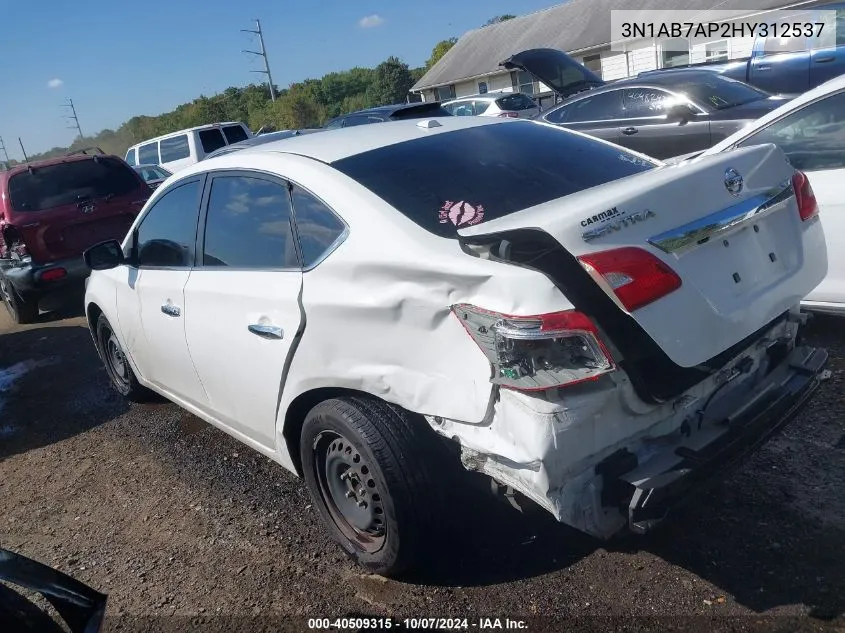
[290,186,346,267]
[223,125,249,144]
[135,180,201,267]
[496,93,536,111]
[124,149,136,166]
[199,129,226,154]
[138,142,159,165]
[564,91,623,122]
[159,135,190,162]
[202,175,298,268]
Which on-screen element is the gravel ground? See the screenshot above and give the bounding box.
[0,303,843,633]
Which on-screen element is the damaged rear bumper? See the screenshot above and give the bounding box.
[605,345,827,535]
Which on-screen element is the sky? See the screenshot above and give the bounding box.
[1,0,560,159]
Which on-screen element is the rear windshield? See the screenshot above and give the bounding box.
[8,157,141,212]
[496,93,536,111]
[331,121,656,238]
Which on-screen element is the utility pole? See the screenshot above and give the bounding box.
[241,19,276,101]
[0,137,9,163]
[62,98,84,139]
[18,138,29,162]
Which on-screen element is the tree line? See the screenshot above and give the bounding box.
[11,15,517,165]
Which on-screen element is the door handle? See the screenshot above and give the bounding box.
[160,303,181,317]
[754,64,771,71]
[248,324,284,339]
[814,56,835,63]
[621,127,638,135]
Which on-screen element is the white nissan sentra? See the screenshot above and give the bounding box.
[83,116,828,576]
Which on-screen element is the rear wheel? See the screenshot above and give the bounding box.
[96,313,152,402]
[0,274,38,324]
[300,397,450,577]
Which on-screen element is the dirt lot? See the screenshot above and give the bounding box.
[1,301,844,632]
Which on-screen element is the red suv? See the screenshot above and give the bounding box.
[0,150,151,323]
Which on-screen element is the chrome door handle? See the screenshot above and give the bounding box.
[248,324,284,339]
[161,304,181,317]
[621,127,638,135]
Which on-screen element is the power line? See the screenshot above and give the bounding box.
[62,98,84,139]
[0,137,9,163]
[241,19,276,101]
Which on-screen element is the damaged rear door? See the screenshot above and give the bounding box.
[460,143,827,368]
[183,171,304,450]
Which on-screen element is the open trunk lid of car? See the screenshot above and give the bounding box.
[7,156,150,263]
[459,143,826,368]
[500,48,605,100]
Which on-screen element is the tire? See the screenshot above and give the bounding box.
[300,397,452,577]
[95,313,153,402]
[0,273,38,324]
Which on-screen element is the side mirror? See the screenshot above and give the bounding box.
[667,103,694,123]
[84,239,125,271]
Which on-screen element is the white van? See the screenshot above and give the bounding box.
[124,122,253,173]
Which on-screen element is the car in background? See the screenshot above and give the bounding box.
[124,122,253,173]
[639,3,845,96]
[503,49,790,159]
[133,164,172,190]
[442,91,540,118]
[675,74,845,316]
[0,149,151,323]
[202,129,325,160]
[323,102,452,128]
[84,116,827,577]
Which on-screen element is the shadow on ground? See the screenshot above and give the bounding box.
[0,322,128,460]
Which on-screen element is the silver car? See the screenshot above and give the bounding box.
[442,91,540,118]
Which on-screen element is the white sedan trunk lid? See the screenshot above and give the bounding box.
[460,143,827,368]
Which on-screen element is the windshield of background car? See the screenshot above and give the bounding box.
[668,76,768,110]
[331,121,657,238]
[8,157,141,212]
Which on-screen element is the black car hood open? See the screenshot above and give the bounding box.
[500,48,605,99]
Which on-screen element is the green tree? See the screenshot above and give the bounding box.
[426,38,458,70]
[484,14,516,26]
[367,56,415,106]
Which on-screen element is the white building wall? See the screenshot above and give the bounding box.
[600,51,629,80]
[489,73,514,92]
[627,42,659,75]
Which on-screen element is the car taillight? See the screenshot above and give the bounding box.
[577,247,682,312]
[497,112,519,118]
[40,267,67,282]
[792,170,818,222]
[452,305,615,392]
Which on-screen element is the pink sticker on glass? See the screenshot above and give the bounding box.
[438,200,485,228]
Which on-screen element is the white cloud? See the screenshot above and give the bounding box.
[358,14,384,28]
[47,78,63,89]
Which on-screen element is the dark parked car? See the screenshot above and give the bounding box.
[0,151,151,323]
[132,163,172,190]
[323,102,452,129]
[502,48,790,159]
[202,128,325,160]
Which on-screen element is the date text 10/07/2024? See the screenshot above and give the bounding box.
[308,617,529,630]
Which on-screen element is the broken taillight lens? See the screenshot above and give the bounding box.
[1,225,29,260]
[452,304,615,392]
[577,247,682,312]
[792,171,818,222]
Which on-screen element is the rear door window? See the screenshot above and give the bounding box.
[622,88,675,118]
[564,91,623,122]
[223,125,249,144]
[290,185,347,267]
[159,135,190,163]
[199,129,226,154]
[8,157,142,212]
[496,93,536,111]
[138,142,160,165]
[331,120,656,239]
[125,148,137,166]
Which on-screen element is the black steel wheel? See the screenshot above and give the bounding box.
[300,397,453,577]
[0,273,38,324]
[95,313,152,402]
